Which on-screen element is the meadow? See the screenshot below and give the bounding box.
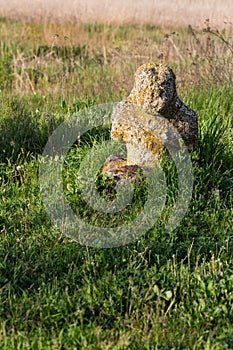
[0,11,233,350]
[0,0,233,29]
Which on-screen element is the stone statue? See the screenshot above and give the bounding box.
[103,63,198,179]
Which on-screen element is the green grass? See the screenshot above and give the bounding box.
[0,18,233,349]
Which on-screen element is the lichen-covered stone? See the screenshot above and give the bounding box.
[101,154,144,183]
[111,103,165,168]
[110,63,198,170]
[127,63,177,117]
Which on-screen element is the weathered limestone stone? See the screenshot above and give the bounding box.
[109,63,198,170]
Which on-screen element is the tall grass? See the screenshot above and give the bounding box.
[0,18,232,100]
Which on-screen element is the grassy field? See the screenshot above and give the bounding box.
[0,15,233,350]
[0,0,233,29]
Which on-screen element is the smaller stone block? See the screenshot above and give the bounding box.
[101,154,144,183]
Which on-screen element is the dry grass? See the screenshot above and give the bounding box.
[0,18,232,100]
[0,3,232,101]
[0,0,233,29]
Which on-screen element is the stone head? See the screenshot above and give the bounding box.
[128,63,177,116]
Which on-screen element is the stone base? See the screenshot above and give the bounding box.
[101,154,145,183]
